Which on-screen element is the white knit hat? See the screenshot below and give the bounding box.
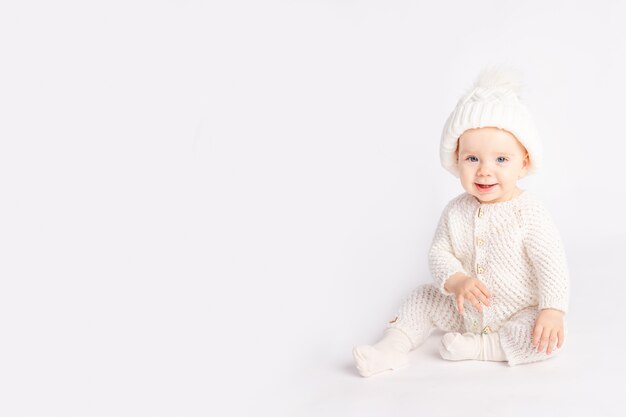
[440,66,542,177]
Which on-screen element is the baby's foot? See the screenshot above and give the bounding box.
[352,345,409,377]
[352,327,412,377]
[439,332,481,361]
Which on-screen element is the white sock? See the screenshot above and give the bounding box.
[480,332,507,361]
[439,332,507,362]
[352,328,412,377]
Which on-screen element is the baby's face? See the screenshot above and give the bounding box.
[456,127,529,204]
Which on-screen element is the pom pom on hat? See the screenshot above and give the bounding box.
[440,66,542,177]
[474,66,524,96]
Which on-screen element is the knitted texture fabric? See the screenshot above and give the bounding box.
[439,66,542,177]
[498,306,568,366]
[388,284,564,366]
[428,190,570,319]
[389,284,464,349]
[386,190,570,366]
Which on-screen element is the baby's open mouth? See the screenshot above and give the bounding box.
[475,183,497,190]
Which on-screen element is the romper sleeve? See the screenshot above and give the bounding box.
[428,202,467,297]
[524,200,570,314]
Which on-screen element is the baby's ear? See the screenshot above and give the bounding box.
[520,152,530,177]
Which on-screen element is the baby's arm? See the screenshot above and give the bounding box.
[524,201,570,354]
[428,203,468,297]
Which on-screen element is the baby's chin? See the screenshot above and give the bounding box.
[459,184,495,202]
[468,189,520,204]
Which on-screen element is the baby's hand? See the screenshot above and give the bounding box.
[532,308,565,355]
[443,272,492,316]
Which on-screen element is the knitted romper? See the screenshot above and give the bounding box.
[388,191,570,366]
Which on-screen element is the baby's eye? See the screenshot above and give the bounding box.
[466,156,479,162]
[496,156,508,163]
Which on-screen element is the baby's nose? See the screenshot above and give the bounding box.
[476,165,492,176]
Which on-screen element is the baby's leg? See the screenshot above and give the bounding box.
[498,306,566,366]
[353,284,462,377]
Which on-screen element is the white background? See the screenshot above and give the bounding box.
[1,1,625,416]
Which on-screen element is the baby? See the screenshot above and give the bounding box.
[352,67,570,377]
